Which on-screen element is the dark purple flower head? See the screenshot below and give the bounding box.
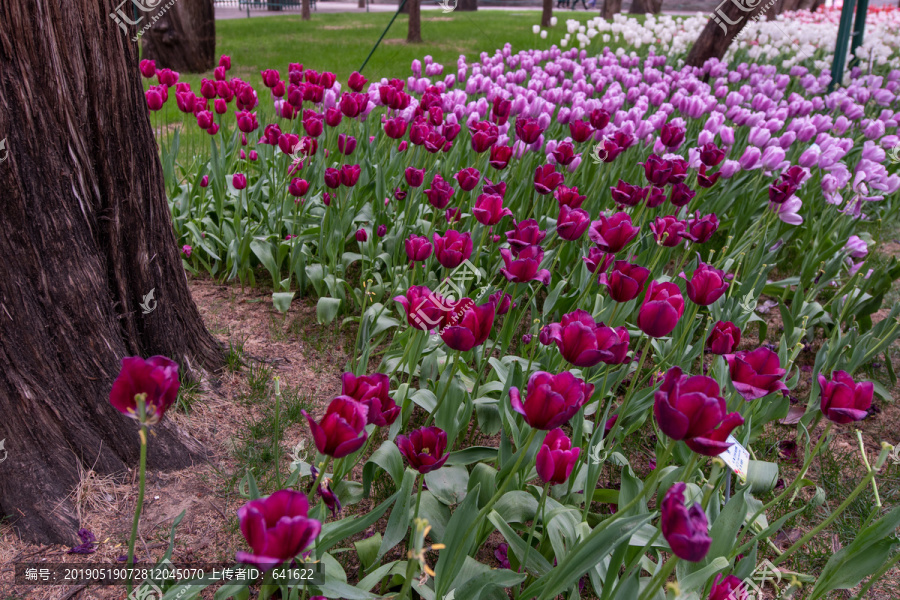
[473,193,512,226]
[515,116,544,144]
[394,285,446,331]
[536,428,581,485]
[818,370,873,424]
[397,426,449,474]
[709,574,748,600]
[68,529,97,555]
[341,372,399,428]
[424,174,455,209]
[669,182,696,208]
[682,260,731,306]
[660,122,686,149]
[706,321,741,355]
[440,300,495,351]
[684,212,719,243]
[109,356,180,425]
[600,260,650,303]
[639,154,672,186]
[654,366,744,456]
[433,230,473,269]
[583,247,614,274]
[455,167,481,191]
[556,205,591,241]
[638,281,685,338]
[302,397,368,458]
[569,120,593,143]
[725,348,788,400]
[650,215,687,247]
[500,246,551,285]
[699,142,726,167]
[661,482,711,562]
[509,371,593,430]
[506,219,547,256]
[554,185,586,208]
[309,466,342,518]
[551,141,577,166]
[610,179,647,207]
[534,164,565,195]
[588,212,640,254]
[405,235,433,263]
[236,490,321,570]
[540,309,629,367]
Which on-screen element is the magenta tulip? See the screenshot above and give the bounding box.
[540,310,629,367]
[302,396,368,458]
[232,173,247,190]
[638,281,685,338]
[405,235,433,263]
[341,372,399,427]
[683,261,730,306]
[509,371,594,430]
[534,164,564,195]
[554,185,586,209]
[650,216,687,247]
[473,194,512,226]
[500,246,551,285]
[109,356,180,425]
[440,299,495,351]
[394,285,446,331]
[536,429,581,485]
[455,167,481,191]
[709,575,748,600]
[556,205,591,241]
[661,483,711,562]
[724,348,788,400]
[288,178,309,198]
[684,213,719,243]
[236,490,321,570]
[706,321,741,355]
[601,260,651,303]
[583,248,615,274]
[506,219,547,256]
[433,230,473,269]
[588,213,640,254]
[405,167,425,188]
[397,427,449,474]
[818,370,873,424]
[424,174,455,209]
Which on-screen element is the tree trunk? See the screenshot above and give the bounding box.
[541,0,552,27]
[302,0,311,20]
[359,0,366,8]
[140,0,215,73]
[602,0,622,20]
[630,0,662,13]
[408,0,422,43]
[458,0,478,11]
[0,0,223,544]
[400,0,410,15]
[685,0,771,67]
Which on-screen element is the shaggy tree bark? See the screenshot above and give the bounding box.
[141,0,215,73]
[541,0,552,27]
[408,0,422,42]
[685,0,771,67]
[602,0,623,20]
[0,0,223,544]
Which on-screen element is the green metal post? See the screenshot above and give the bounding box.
[829,0,858,91]
[359,0,408,73]
[848,0,870,69]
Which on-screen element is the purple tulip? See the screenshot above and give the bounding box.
[489,290,513,315]
[554,185,586,208]
[433,230,473,269]
[440,299,495,351]
[536,429,581,485]
[397,426,449,474]
[341,372,399,427]
[455,167,481,191]
[661,482,711,562]
[324,168,341,189]
[338,134,357,156]
[638,281,685,338]
[302,396,368,458]
[515,116,544,144]
[639,154,673,186]
[473,193,512,226]
[583,248,615,274]
[660,123,686,149]
[509,371,594,430]
[377,224,387,237]
[534,164,565,195]
[588,213,640,254]
[506,219,547,256]
[340,165,360,188]
[682,260,731,306]
[540,309,629,367]
[405,167,425,188]
[232,173,248,190]
[288,178,309,198]
[699,142,726,167]
[646,185,668,208]
[355,228,368,243]
[610,180,647,207]
[309,466,341,518]
[109,356,180,425]
[669,182,696,208]
[236,490,321,570]
[684,213,719,243]
[818,370,873,424]
[556,205,591,241]
[709,575,748,600]
[650,215,687,247]
[424,174,455,209]
[500,246,551,285]
[707,321,741,355]
[725,348,788,400]
[601,260,651,303]
[405,235,433,263]
[394,285,446,331]
[654,367,744,456]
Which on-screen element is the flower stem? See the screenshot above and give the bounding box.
[636,554,678,600]
[423,351,461,428]
[126,396,149,595]
[517,483,550,598]
[307,456,331,504]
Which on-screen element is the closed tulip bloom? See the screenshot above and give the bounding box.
[157,68,179,86]
[338,134,357,156]
[323,168,341,189]
[706,321,741,355]
[109,356,180,425]
[302,396,368,458]
[218,54,231,70]
[554,185,586,209]
[232,173,248,190]
[610,180,647,207]
[506,219,546,256]
[424,174,455,209]
[534,164,565,195]
[683,260,730,306]
[645,185,667,208]
[661,483,711,562]
[654,366,744,455]
[341,372,399,427]
[699,142,726,167]
[491,96,512,125]
[394,285,446,331]
[288,178,309,198]
[536,429,581,485]
[650,216,687,247]
[588,212,640,254]
[440,299,495,351]
[509,371,594,430]
[568,120,593,143]
[582,248,615,274]
[709,575,748,600]
[340,165,361,187]
[540,309,629,367]
[638,281,685,338]
[200,175,209,188]
[260,69,281,88]
[550,141,577,166]
[405,167,425,188]
[660,122,686,149]
[724,348,788,400]
[278,133,300,155]
[669,182,696,208]
[377,224,387,237]
[515,116,544,144]
[236,490,321,570]
[818,370,873,424]
[473,194,512,226]
[355,228,368,242]
[405,235,433,263]
[684,213,719,243]
[433,230,473,269]
[348,71,368,92]
[639,154,673,186]
[556,205,591,241]
[383,117,408,139]
[601,260,651,302]
[500,246,551,285]
[488,290,513,316]
[489,144,513,169]
[139,59,156,79]
[397,427,449,474]
[455,167,481,191]
[145,89,164,111]
[325,107,343,127]
[196,110,214,130]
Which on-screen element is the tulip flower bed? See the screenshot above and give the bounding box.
[131,17,900,600]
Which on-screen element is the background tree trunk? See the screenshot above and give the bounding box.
[602,0,622,20]
[302,0,311,20]
[400,0,410,15]
[359,0,366,9]
[629,0,662,13]
[541,0,552,27]
[0,0,223,544]
[685,0,771,67]
[408,0,422,42]
[458,0,478,11]
[141,0,215,73]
